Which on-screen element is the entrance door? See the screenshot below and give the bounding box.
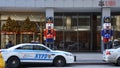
[54,13,91,52]
[63,15,91,51]
[77,15,91,51]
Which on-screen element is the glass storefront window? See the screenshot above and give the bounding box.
[54,16,64,30]
[54,13,91,51]
[1,14,42,21]
[54,15,67,30]
[97,16,101,30]
[78,16,90,31]
[112,16,120,39]
[71,16,77,30]
[22,34,33,43]
[0,13,45,48]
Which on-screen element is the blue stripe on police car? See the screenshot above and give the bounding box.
[35,54,48,59]
[20,54,53,60]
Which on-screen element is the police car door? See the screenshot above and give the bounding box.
[33,44,52,63]
[16,45,34,62]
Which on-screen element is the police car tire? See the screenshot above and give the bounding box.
[6,57,20,68]
[53,56,66,67]
[116,57,120,66]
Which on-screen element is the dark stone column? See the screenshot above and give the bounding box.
[91,14,97,51]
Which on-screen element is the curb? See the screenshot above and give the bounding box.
[72,62,109,65]
[72,60,109,65]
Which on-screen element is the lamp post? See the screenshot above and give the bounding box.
[99,0,104,53]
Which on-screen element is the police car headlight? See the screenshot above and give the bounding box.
[64,53,73,56]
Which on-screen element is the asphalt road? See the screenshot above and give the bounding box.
[19,63,120,68]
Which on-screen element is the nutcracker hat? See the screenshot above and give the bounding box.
[104,16,111,23]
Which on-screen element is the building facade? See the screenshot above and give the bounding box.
[0,0,120,52]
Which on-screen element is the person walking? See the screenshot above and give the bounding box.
[6,41,14,48]
[108,40,113,49]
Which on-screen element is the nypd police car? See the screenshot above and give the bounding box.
[103,46,120,66]
[0,43,74,68]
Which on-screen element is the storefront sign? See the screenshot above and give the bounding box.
[104,0,116,7]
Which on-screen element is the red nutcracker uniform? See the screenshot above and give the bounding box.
[44,29,56,42]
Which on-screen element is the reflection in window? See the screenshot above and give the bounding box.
[17,45,33,50]
[34,45,46,50]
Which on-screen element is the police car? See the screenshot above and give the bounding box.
[0,43,74,68]
[103,46,120,66]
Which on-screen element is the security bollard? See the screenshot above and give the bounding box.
[74,56,76,62]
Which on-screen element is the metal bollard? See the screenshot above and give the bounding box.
[74,56,76,61]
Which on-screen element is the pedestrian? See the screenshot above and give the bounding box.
[6,41,14,48]
[113,39,119,47]
[108,40,113,49]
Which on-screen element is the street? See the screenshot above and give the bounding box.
[18,52,119,68]
[20,63,120,68]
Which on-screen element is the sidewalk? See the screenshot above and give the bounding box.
[72,52,108,64]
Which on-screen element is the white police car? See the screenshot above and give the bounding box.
[103,46,120,66]
[0,43,74,68]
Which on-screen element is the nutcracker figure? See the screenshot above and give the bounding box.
[44,17,56,49]
[101,16,113,50]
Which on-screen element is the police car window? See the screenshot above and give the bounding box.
[16,45,33,50]
[34,45,47,50]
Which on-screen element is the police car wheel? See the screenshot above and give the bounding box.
[6,57,20,68]
[53,56,66,67]
[116,57,120,66]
